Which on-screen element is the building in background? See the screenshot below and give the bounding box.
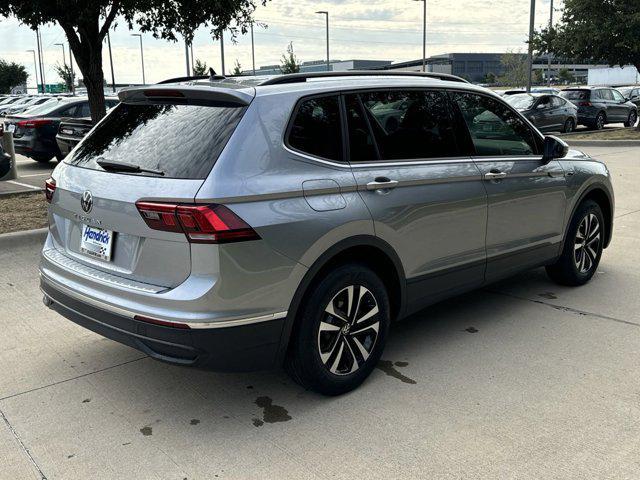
[588,66,640,86]
[243,59,392,76]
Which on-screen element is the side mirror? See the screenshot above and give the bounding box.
[542,135,569,163]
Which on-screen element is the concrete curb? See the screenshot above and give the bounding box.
[565,140,640,147]
[0,227,47,250]
[558,127,626,138]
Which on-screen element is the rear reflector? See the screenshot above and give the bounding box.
[135,201,260,244]
[134,315,191,329]
[44,177,56,203]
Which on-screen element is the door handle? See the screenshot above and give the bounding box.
[483,171,507,181]
[366,177,399,191]
[547,170,565,178]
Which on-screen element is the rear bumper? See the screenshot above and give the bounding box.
[41,275,286,372]
[55,135,79,157]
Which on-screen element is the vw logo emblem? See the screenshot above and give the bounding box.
[80,191,93,213]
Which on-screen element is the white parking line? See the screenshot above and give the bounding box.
[7,180,42,190]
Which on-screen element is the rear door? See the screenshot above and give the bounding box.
[610,89,630,121]
[48,99,247,288]
[346,88,488,312]
[449,91,567,282]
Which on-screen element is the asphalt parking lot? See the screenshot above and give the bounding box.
[0,154,55,194]
[1,145,639,479]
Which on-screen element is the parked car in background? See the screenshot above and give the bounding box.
[0,95,31,116]
[41,71,614,395]
[56,117,94,158]
[560,86,638,129]
[504,93,578,133]
[4,96,57,116]
[531,87,561,95]
[618,86,640,108]
[502,89,526,96]
[3,97,118,163]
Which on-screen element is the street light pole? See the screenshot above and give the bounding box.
[315,11,329,71]
[526,0,535,92]
[185,41,191,76]
[36,28,46,92]
[250,22,256,76]
[131,34,145,85]
[106,32,116,93]
[220,30,225,75]
[26,50,39,93]
[411,0,427,72]
[548,0,553,87]
[69,43,75,95]
[190,43,195,74]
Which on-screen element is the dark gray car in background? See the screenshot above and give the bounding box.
[505,93,578,133]
[40,72,615,395]
[618,86,640,108]
[561,86,638,129]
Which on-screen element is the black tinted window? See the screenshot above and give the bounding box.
[288,96,342,161]
[66,103,245,179]
[345,95,377,162]
[451,92,539,156]
[561,90,589,100]
[356,90,458,160]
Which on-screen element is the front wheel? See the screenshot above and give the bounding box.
[624,110,638,128]
[593,112,606,130]
[286,263,390,396]
[546,200,604,286]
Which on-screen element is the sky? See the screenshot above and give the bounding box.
[0,0,560,87]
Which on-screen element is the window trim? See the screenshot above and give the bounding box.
[284,92,346,164]
[446,88,545,157]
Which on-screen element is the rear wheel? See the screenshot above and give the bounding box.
[592,112,606,130]
[286,263,390,396]
[563,117,575,133]
[546,200,604,286]
[624,110,637,128]
[33,155,53,163]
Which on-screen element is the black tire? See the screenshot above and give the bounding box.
[563,117,575,133]
[624,110,638,128]
[593,112,606,130]
[33,155,53,163]
[286,263,391,396]
[546,200,605,286]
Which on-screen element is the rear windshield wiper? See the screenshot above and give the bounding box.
[96,159,164,176]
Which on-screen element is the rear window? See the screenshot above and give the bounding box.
[65,103,245,179]
[561,90,589,100]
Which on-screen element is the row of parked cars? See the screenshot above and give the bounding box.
[499,86,639,132]
[0,95,118,162]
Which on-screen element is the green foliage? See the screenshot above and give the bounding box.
[483,72,497,84]
[193,58,208,76]
[558,68,575,84]
[533,69,543,84]
[280,42,300,74]
[53,62,75,91]
[0,0,267,120]
[532,0,640,72]
[232,59,242,75]
[0,59,28,94]
[498,51,528,87]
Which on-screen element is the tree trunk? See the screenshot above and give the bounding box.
[83,60,107,123]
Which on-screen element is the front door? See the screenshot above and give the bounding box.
[449,91,568,283]
[344,89,488,313]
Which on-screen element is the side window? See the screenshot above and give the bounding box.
[288,95,342,161]
[600,89,614,101]
[355,90,459,160]
[537,96,552,109]
[551,97,565,108]
[57,105,78,117]
[451,92,539,156]
[345,95,377,162]
[611,89,625,102]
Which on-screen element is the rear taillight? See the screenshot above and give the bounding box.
[44,177,56,203]
[135,201,260,244]
[17,118,53,129]
[578,101,592,107]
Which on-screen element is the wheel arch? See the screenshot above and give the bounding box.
[566,183,613,250]
[276,235,407,365]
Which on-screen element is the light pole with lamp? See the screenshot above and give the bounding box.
[131,33,146,85]
[315,11,329,72]
[413,0,427,72]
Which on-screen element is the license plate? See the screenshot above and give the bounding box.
[80,225,114,261]
[61,128,74,135]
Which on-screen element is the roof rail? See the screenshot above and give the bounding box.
[158,68,226,85]
[259,70,469,86]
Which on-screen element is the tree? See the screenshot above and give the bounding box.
[533,0,640,75]
[498,51,528,87]
[0,59,28,94]
[280,42,300,74]
[558,68,575,84]
[54,62,75,92]
[533,68,543,84]
[0,1,267,122]
[483,72,497,85]
[232,59,242,75]
[193,59,208,76]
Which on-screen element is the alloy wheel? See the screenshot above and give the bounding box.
[318,285,380,376]
[596,114,605,130]
[574,213,601,274]
[565,118,574,133]
[628,112,637,127]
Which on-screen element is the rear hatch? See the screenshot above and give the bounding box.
[560,89,590,107]
[47,84,253,288]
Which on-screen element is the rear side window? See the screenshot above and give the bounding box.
[599,89,614,101]
[66,103,245,179]
[561,90,589,100]
[551,97,566,108]
[353,90,458,160]
[451,92,539,156]
[288,96,342,161]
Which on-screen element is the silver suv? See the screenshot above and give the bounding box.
[40,72,614,395]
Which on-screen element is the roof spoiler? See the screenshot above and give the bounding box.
[118,84,253,107]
